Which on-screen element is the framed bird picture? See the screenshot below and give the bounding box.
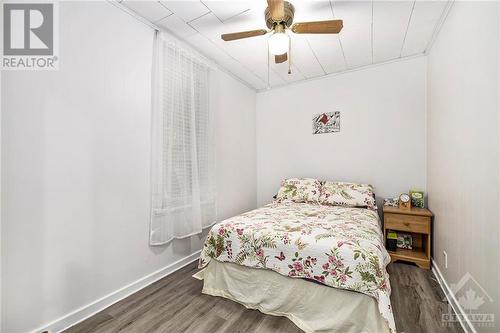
[313,111,340,134]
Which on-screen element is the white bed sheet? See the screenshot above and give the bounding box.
[196,260,390,333]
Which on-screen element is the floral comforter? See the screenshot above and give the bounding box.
[199,201,395,332]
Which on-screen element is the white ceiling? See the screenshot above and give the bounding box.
[120,0,448,90]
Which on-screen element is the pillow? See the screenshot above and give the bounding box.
[319,181,376,209]
[275,178,321,203]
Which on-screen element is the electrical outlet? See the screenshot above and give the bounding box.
[443,251,448,269]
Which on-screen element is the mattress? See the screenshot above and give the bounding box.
[199,201,395,332]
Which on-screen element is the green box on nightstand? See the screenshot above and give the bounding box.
[387,231,397,251]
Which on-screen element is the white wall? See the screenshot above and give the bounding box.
[427,2,500,330]
[256,57,427,206]
[0,2,256,333]
[212,72,257,222]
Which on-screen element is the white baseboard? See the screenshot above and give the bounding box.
[431,259,476,333]
[30,250,201,333]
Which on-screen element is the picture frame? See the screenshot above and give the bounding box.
[312,111,340,134]
[410,189,425,208]
[396,233,413,250]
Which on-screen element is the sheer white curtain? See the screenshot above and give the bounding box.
[150,31,216,245]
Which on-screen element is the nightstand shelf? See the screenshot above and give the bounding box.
[383,206,433,269]
[388,247,427,261]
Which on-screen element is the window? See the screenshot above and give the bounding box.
[150,33,216,245]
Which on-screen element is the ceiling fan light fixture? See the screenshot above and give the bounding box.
[268,31,289,55]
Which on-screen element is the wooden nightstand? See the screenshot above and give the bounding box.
[383,206,433,269]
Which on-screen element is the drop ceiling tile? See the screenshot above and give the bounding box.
[412,0,447,22]
[185,34,265,89]
[157,15,197,39]
[222,5,268,33]
[222,58,268,89]
[373,1,414,62]
[221,16,269,67]
[273,63,305,83]
[253,67,287,88]
[224,41,285,87]
[184,33,232,64]
[331,1,372,68]
[201,0,251,22]
[160,1,209,22]
[292,0,333,22]
[268,70,287,87]
[401,0,447,56]
[189,12,228,48]
[223,37,268,67]
[373,1,414,28]
[119,0,444,90]
[339,24,372,68]
[331,0,372,27]
[122,1,172,22]
[306,34,346,74]
[239,63,285,87]
[222,35,296,87]
[289,34,325,79]
[401,23,435,57]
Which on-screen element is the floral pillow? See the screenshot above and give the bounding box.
[319,181,376,210]
[275,178,321,203]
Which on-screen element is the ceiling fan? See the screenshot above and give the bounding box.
[221,0,343,71]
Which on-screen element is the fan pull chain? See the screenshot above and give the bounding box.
[267,41,270,88]
[288,36,292,75]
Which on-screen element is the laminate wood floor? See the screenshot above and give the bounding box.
[65,262,463,333]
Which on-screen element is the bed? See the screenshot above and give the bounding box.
[197,182,396,333]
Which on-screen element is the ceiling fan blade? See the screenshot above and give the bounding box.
[275,53,287,64]
[291,20,343,34]
[221,29,267,41]
[267,0,285,21]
